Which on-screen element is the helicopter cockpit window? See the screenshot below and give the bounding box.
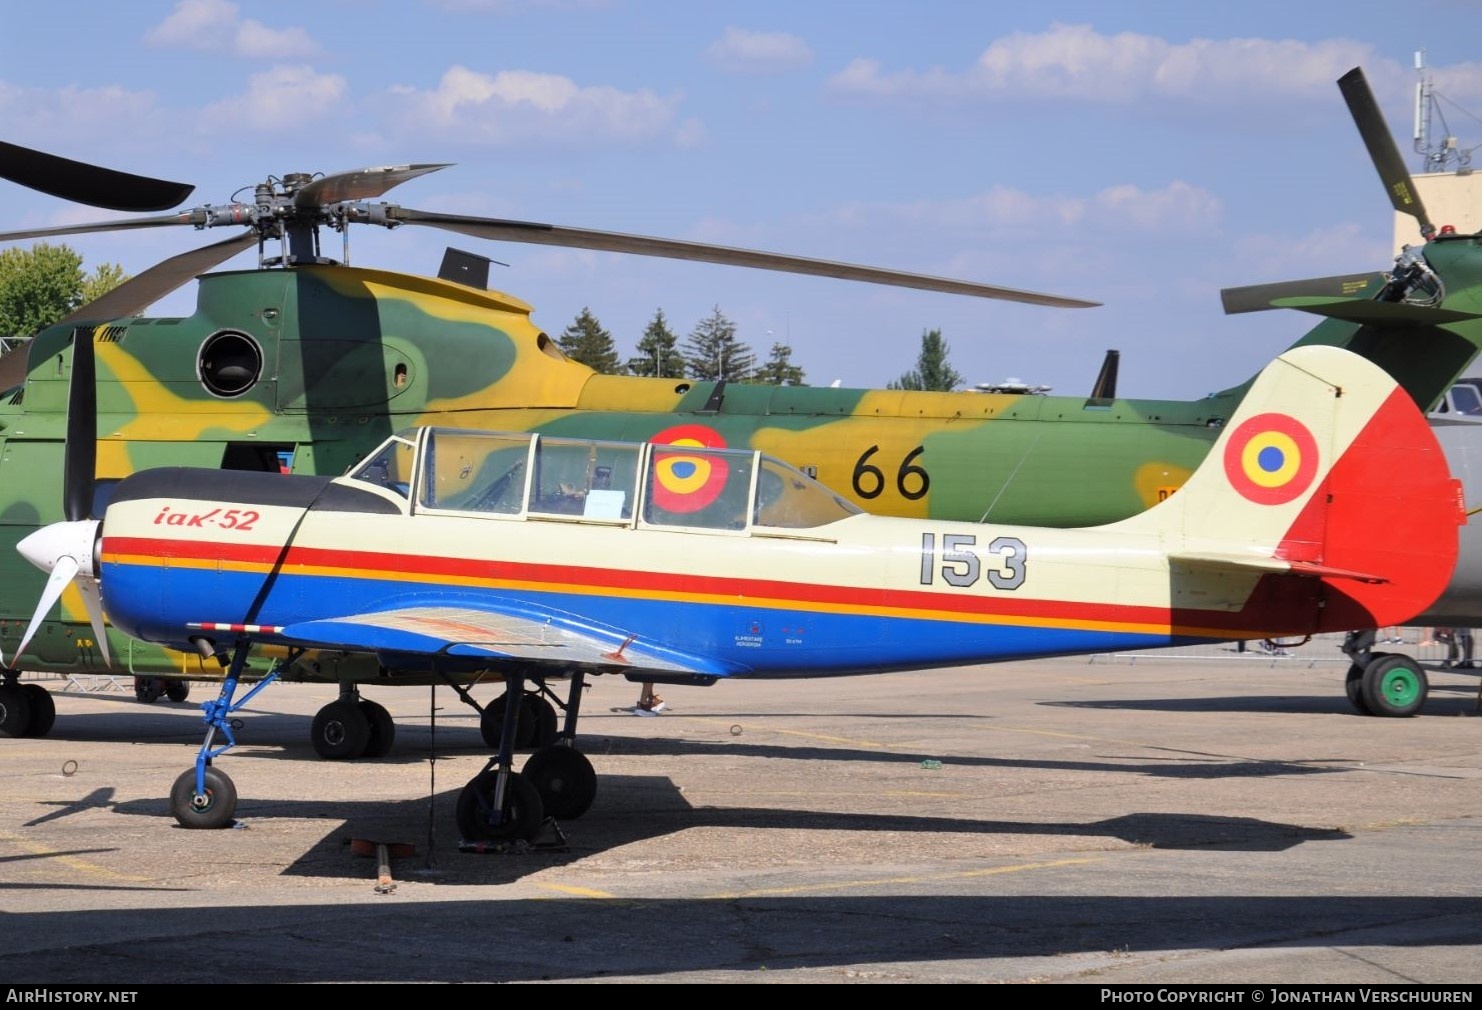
[641,445,756,531]
[417,430,533,514]
[1443,382,1482,416]
[347,435,416,497]
[527,437,641,520]
[752,457,862,529]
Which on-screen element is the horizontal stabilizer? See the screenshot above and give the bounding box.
[1262,296,1482,326]
[1220,274,1385,314]
[1171,551,1387,584]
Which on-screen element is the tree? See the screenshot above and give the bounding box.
[753,342,806,386]
[682,305,755,381]
[626,308,686,378]
[557,306,623,374]
[888,328,962,391]
[0,243,129,340]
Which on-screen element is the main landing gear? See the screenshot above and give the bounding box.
[134,676,191,704]
[0,675,55,738]
[167,643,601,841]
[310,688,395,759]
[456,670,598,842]
[1341,630,1427,717]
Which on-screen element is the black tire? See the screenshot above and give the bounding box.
[310,699,371,759]
[456,770,544,842]
[134,677,162,704]
[480,692,536,751]
[165,680,191,703]
[0,683,32,738]
[170,766,237,829]
[522,746,596,820]
[1344,663,1373,715]
[524,694,560,749]
[19,684,55,737]
[360,700,396,758]
[1360,654,1428,717]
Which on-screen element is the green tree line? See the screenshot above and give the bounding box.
[559,306,963,391]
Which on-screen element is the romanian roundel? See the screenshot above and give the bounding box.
[650,423,728,513]
[1222,412,1319,505]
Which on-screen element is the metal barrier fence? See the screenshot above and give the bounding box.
[1089,628,1458,667]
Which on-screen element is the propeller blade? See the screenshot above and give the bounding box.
[14,554,80,662]
[294,163,451,209]
[63,331,95,523]
[385,207,1101,308]
[58,231,257,325]
[1221,273,1387,314]
[1338,67,1434,238]
[76,577,111,667]
[0,140,194,212]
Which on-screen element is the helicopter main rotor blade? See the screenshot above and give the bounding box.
[1338,67,1434,238]
[294,163,451,209]
[0,209,207,244]
[0,140,194,212]
[59,231,257,325]
[386,207,1100,308]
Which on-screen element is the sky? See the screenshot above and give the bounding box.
[5,1,1482,398]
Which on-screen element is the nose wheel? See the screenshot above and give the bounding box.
[170,766,237,829]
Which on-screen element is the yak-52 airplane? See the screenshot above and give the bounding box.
[0,65,1477,744]
[14,333,1464,838]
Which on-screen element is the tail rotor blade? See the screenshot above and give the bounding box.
[14,555,79,662]
[1338,67,1434,238]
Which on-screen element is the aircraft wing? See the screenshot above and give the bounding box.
[276,603,726,675]
[1171,551,1388,584]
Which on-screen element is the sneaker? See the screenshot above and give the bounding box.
[632,705,659,717]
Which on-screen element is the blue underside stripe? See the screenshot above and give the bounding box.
[102,563,1179,677]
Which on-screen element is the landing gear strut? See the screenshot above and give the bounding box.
[170,642,297,829]
[1341,630,1427,717]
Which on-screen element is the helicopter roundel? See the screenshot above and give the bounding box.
[650,423,728,513]
[1222,412,1319,505]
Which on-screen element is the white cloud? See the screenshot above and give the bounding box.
[705,28,814,75]
[828,24,1379,105]
[200,66,348,130]
[381,65,683,146]
[0,80,163,145]
[144,0,318,59]
[834,180,1221,235]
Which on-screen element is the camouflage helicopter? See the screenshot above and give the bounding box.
[0,66,1477,752]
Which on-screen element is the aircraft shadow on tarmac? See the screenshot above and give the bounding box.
[14,778,1350,890]
[0,891,1477,984]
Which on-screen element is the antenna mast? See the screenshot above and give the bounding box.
[1414,49,1470,173]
